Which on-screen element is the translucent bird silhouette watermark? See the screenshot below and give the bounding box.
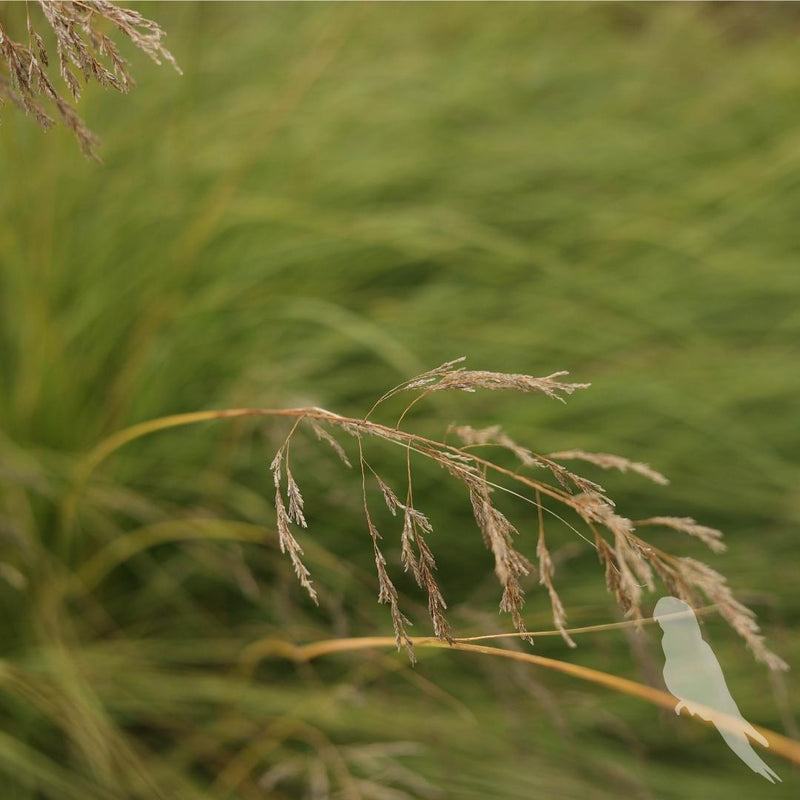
[654,596,781,783]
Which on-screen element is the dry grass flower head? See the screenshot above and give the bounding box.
[76,357,788,673]
[258,357,787,672]
[0,0,179,159]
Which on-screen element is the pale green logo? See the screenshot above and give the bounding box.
[654,596,781,783]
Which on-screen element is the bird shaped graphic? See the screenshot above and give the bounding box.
[653,596,781,783]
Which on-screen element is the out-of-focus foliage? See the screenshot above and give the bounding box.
[0,3,798,798]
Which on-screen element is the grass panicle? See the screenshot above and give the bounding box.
[0,0,178,159]
[80,358,787,672]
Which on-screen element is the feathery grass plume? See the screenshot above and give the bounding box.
[263,358,787,668]
[595,535,636,619]
[429,369,589,400]
[285,465,306,528]
[0,18,100,155]
[0,0,179,159]
[270,444,317,604]
[469,480,534,641]
[308,419,352,468]
[535,491,575,648]
[452,424,544,468]
[549,450,670,486]
[365,497,415,661]
[78,357,786,671]
[370,470,450,641]
[636,516,727,554]
[384,357,590,413]
[382,356,589,400]
[677,557,789,672]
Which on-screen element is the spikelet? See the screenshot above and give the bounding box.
[453,425,544,468]
[270,448,316,603]
[678,557,788,672]
[637,517,726,554]
[366,507,414,661]
[469,481,532,641]
[536,528,575,648]
[549,450,669,486]
[308,420,352,468]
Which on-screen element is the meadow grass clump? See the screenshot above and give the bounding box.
[2,4,799,795]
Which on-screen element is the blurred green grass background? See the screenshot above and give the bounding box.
[1,2,799,798]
